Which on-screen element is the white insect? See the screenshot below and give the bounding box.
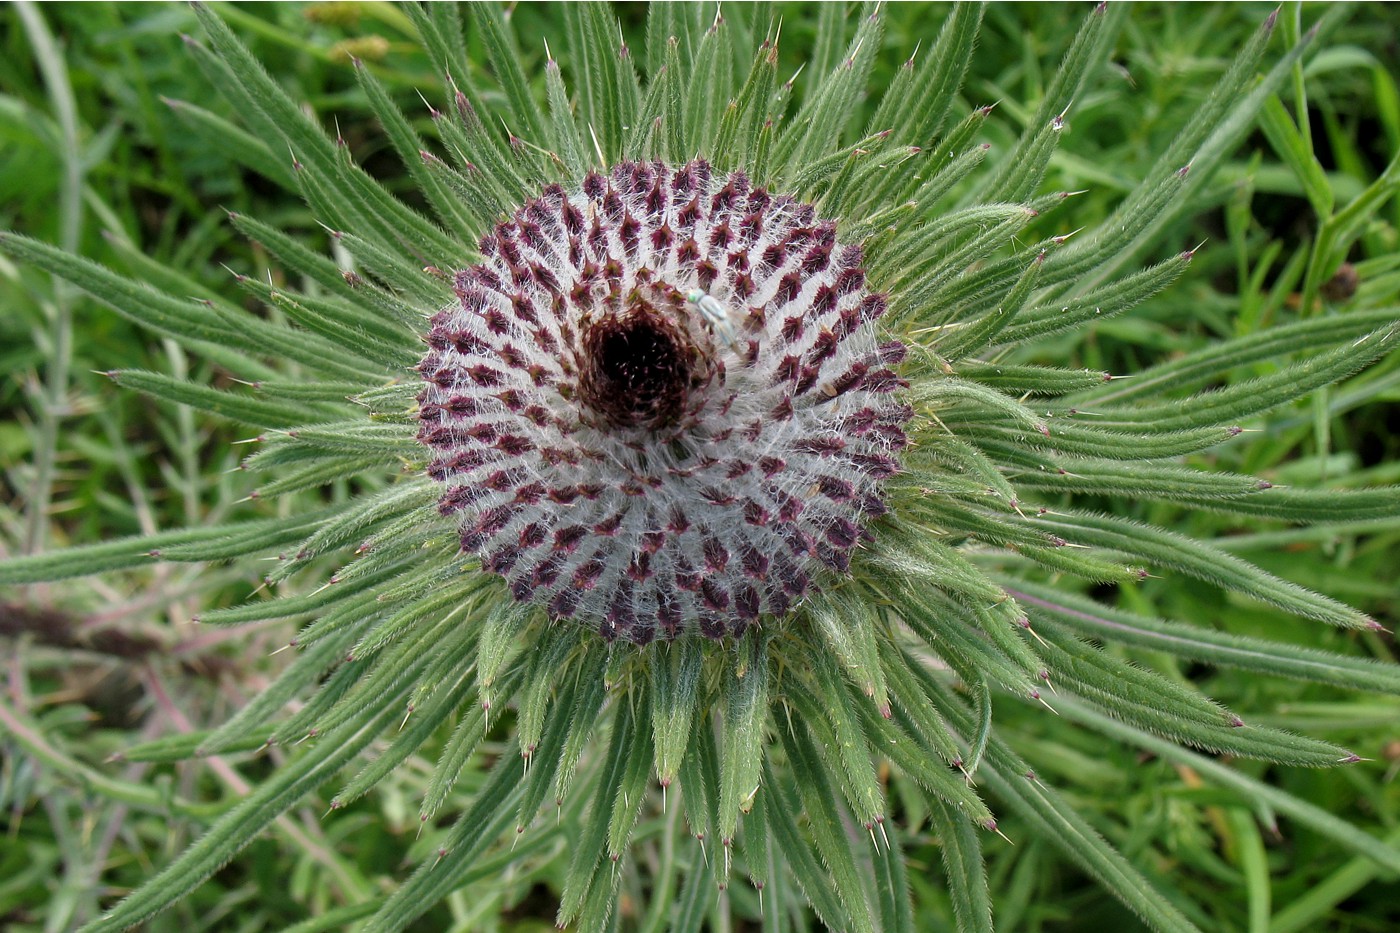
[685,288,739,349]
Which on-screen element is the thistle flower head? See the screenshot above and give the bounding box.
[419,159,907,640]
[4,4,1398,933]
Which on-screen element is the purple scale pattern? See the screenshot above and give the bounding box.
[418,160,909,642]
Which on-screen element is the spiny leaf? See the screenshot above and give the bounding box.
[1005,580,1400,693]
[778,714,878,933]
[650,637,704,788]
[80,696,403,932]
[469,2,548,144]
[1037,509,1377,629]
[717,632,769,856]
[364,740,525,933]
[913,664,1205,933]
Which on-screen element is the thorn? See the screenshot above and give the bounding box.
[1020,620,1049,649]
[783,62,806,92]
[414,88,440,119]
[844,35,866,69]
[1181,238,1208,261]
[587,123,606,168]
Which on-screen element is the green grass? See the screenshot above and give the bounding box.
[2,3,1398,931]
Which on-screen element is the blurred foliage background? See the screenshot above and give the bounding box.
[2,2,1398,930]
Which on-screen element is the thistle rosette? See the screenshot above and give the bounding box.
[3,4,1400,933]
[419,159,908,640]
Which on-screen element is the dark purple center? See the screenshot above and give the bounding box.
[578,294,697,430]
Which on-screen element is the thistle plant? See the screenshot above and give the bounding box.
[4,3,1400,932]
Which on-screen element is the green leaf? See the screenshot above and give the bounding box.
[469,2,548,144]
[1032,618,1352,766]
[197,626,359,755]
[1069,323,1400,432]
[1073,308,1400,406]
[761,757,857,933]
[914,667,1204,933]
[363,739,525,933]
[353,58,481,239]
[1003,581,1400,693]
[557,701,633,927]
[1059,698,1400,875]
[683,8,732,154]
[867,3,983,148]
[773,2,883,178]
[778,714,877,933]
[544,47,588,175]
[872,816,916,933]
[0,512,327,584]
[515,666,581,831]
[517,629,583,761]
[714,24,779,171]
[79,694,402,932]
[161,96,297,189]
[1034,510,1376,629]
[650,637,704,788]
[806,588,889,714]
[977,2,1125,203]
[563,3,629,162]
[190,3,467,269]
[929,797,992,933]
[797,644,884,828]
[606,687,656,859]
[1259,92,1334,217]
[107,370,326,429]
[550,645,610,808]
[717,631,769,853]
[1054,6,1336,290]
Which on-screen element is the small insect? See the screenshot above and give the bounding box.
[685,288,739,349]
